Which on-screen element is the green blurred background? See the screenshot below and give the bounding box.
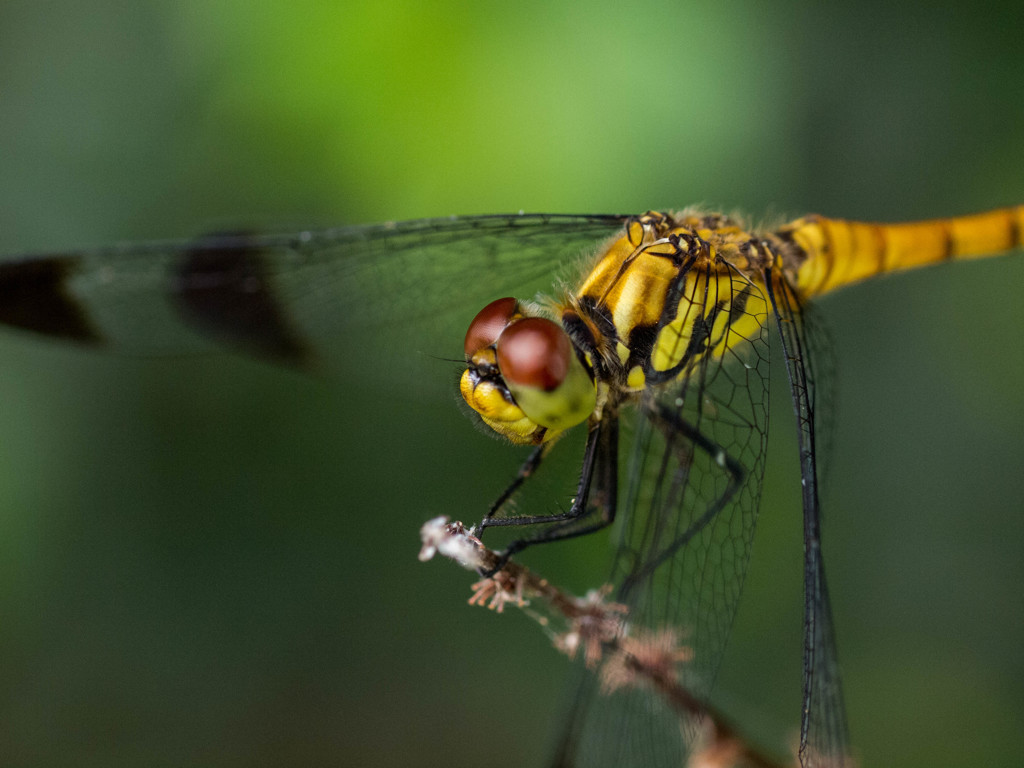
[1,1,1022,766]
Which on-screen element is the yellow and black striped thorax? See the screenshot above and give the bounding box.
[561,211,772,395]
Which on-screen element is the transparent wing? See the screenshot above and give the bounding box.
[801,299,839,497]
[766,268,851,768]
[554,261,772,766]
[0,214,627,390]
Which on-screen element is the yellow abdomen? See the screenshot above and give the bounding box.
[786,205,1024,299]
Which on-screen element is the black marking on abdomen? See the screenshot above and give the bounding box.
[1008,209,1021,251]
[175,243,310,366]
[940,221,955,261]
[0,256,99,342]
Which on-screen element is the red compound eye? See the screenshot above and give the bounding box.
[464,297,518,357]
[495,317,571,392]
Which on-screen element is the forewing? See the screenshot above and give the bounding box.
[0,214,627,390]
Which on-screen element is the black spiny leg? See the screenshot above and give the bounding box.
[477,417,619,573]
[475,443,549,532]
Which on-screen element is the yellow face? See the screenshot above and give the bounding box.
[460,298,596,445]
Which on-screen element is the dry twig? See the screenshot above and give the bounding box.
[419,516,794,768]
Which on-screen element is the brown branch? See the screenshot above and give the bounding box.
[419,516,791,768]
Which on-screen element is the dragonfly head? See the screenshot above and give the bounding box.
[460,297,597,445]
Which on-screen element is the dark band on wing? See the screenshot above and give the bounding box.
[0,256,100,342]
[175,243,310,366]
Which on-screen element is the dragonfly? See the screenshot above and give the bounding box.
[1,205,1020,767]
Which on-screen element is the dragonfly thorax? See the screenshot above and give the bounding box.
[460,297,597,445]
